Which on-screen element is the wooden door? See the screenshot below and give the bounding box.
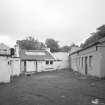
[26,61,36,72]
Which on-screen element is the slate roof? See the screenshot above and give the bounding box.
[0,43,10,56]
[0,43,10,50]
[69,37,105,55]
[19,50,55,61]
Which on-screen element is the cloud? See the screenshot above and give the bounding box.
[0,0,105,47]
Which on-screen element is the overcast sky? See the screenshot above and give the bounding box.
[0,0,105,47]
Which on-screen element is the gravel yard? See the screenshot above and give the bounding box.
[0,70,105,105]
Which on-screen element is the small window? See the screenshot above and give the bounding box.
[89,56,92,67]
[46,60,49,65]
[50,61,53,64]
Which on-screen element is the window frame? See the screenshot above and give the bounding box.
[46,60,49,65]
[50,60,53,65]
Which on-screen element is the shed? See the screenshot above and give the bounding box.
[19,50,55,73]
[69,37,105,78]
[0,43,11,83]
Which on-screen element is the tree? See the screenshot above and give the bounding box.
[80,43,84,48]
[68,43,79,51]
[96,24,105,38]
[60,45,70,52]
[16,36,46,50]
[45,38,59,52]
[81,24,105,48]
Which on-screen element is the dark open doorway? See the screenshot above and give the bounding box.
[85,56,88,75]
[24,61,26,72]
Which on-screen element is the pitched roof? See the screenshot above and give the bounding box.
[0,43,11,56]
[0,43,10,50]
[69,42,99,55]
[69,37,105,55]
[19,50,55,61]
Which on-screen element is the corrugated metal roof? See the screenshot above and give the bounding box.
[19,50,55,61]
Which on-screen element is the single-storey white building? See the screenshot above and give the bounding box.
[69,37,105,78]
[19,49,55,73]
[0,43,11,83]
[0,43,21,83]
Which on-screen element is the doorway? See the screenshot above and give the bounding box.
[24,61,26,72]
[85,56,88,75]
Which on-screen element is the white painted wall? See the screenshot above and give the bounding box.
[99,42,105,77]
[53,52,69,70]
[10,58,20,76]
[70,45,102,77]
[37,61,43,72]
[21,60,55,73]
[20,61,24,73]
[70,53,78,71]
[37,61,55,72]
[26,61,36,72]
[0,57,11,83]
[79,51,101,77]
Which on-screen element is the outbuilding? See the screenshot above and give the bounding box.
[69,37,105,78]
[19,49,55,73]
[0,43,11,83]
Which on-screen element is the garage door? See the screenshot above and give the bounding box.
[26,61,36,72]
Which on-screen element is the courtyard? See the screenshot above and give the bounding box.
[0,70,105,105]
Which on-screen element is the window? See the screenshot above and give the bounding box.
[46,60,49,64]
[46,60,53,65]
[89,56,92,67]
[50,61,53,64]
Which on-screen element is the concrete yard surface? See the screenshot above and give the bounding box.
[0,70,105,105]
